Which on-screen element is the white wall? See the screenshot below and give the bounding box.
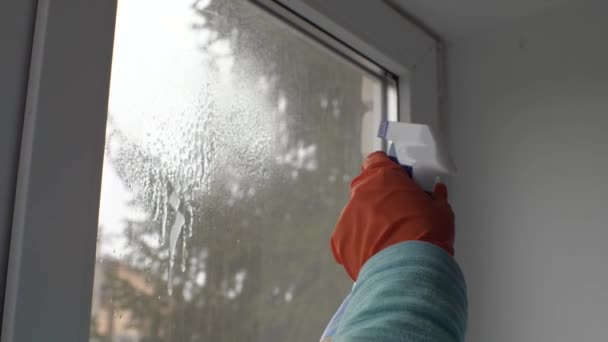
[446,0,608,340]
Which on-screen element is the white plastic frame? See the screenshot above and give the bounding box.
[1,1,441,341]
[272,0,442,127]
[0,0,37,332]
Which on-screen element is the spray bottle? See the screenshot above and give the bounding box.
[378,120,456,191]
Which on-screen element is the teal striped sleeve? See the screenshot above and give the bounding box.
[333,241,468,342]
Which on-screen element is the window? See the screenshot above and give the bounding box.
[90,0,394,340]
[2,1,439,341]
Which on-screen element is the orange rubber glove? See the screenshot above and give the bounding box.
[331,151,455,281]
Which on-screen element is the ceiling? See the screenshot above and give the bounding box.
[389,0,582,40]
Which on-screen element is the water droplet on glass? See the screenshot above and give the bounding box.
[320,96,329,108]
[181,234,187,273]
[186,203,194,238]
[167,258,174,296]
[278,96,288,113]
[167,189,186,296]
[160,188,168,243]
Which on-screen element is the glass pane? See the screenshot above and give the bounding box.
[90,0,387,341]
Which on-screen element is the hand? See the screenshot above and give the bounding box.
[331,151,455,281]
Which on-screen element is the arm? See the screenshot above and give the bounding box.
[325,152,467,341]
[335,241,467,341]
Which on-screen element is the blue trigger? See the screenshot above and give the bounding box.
[377,120,389,138]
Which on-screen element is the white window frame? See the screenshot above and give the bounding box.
[1,0,442,341]
[0,0,38,333]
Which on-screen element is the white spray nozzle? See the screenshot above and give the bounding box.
[378,121,456,191]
